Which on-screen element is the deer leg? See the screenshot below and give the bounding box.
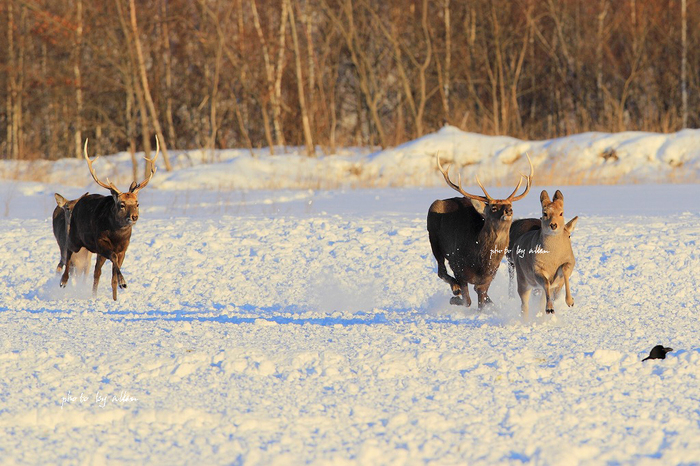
[111,262,119,301]
[562,263,574,307]
[542,278,554,314]
[109,253,127,301]
[59,250,73,287]
[517,279,531,319]
[429,234,461,295]
[450,285,471,307]
[436,259,460,295]
[475,284,491,310]
[93,255,107,296]
[508,259,515,298]
[116,252,127,289]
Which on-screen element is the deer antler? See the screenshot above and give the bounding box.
[436,153,490,203]
[130,136,160,193]
[506,153,534,202]
[84,139,121,194]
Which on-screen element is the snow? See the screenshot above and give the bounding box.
[0,127,699,464]
[3,126,700,190]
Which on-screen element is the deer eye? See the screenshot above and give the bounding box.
[119,202,126,209]
[560,212,563,216]
[491,206,498,212]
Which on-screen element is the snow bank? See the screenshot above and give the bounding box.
[1,127,698,190]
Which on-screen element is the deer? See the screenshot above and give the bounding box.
[509,190,578,318]
[507,217,540,297]
[427,153,533,309]
[52,193,93,277]
[60,138,159,300]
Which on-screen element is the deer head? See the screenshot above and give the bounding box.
[436,153,533,225]
[83,138,159,228]
[540,190,578,236]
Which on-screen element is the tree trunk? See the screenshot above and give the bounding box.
[6,1,16,158]
[596,0,607,104]
[274,0,289,148]
[209,28,224,157]
[288,0,315,156]
[161,0,177,147]
[126,73,138,181]
[443,0,451,124]
[74,0,83,158]
[681,0,688,128]
[129,0,172,171]
[115,0,152,176]
[251,0,283,153]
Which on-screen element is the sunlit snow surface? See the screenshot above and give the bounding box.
[1,181,699,464]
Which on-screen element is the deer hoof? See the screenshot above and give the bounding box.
[546,308,555,314]
[450,296,464,306]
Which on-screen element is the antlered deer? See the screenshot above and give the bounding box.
[509,190,578,318]
[427,154,533,309]
[60,139,159,300]
[52,193,92,276]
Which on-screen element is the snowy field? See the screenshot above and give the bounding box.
[1,128,700,464]
[1,182,699,465]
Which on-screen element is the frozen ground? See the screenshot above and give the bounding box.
[0,179,699,464]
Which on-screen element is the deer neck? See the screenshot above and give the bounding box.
[480,220,510,249]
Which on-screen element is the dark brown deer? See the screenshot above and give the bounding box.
[60,139,159,300]
[52,192,92,276]
[427,154,533,309]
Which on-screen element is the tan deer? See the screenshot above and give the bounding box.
[52,193,92,276]
[60,139,159,300]
[427,154,533,309]
[509,190,578,318]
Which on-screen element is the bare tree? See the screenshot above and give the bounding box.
[681,0,688,128]
[250,0,287,152]
[288,0,315,156]
[319,0,388,148]
[129,0,172,171]
[73,0,83,159]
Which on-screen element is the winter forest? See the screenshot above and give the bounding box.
[1,0,697,165]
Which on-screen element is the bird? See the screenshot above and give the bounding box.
[642,345,673,361]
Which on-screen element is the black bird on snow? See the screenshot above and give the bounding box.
[642,345,673,361]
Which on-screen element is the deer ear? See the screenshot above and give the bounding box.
[470,199,486,217]
[540,190,550,205]
[55,193,68,207]
[128,181,138,193]
[553,190,564,202]
[565,216,578,234]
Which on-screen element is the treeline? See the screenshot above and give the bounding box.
[1,0,697,167]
